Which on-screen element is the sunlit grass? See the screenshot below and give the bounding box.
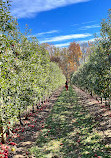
[29,86,111,158]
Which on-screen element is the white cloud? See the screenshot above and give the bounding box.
[82,20,95,24]
[78,38,101,44]
[36,30,59,36]
[71,24,79,26]
[27,30,59,38]
[54,42,70,47]
[54,38,95,48]
[11,0,90,18]
[78,38,95,43]
[40,33,92,43]
[79,24,100,30]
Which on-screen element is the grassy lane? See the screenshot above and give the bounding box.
[29,86,111,158]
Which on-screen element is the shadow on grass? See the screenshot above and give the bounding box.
[29,86,111,158]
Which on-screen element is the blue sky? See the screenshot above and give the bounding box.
[10,0,111,48]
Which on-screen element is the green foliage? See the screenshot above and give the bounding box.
[0,0,65,133]
[71,10,111,99]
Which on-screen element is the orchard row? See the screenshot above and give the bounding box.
[72,10,111,104]
[0,1,65,144]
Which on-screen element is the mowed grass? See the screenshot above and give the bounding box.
[29,86,111,158]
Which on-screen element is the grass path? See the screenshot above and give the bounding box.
[29,86,111,158]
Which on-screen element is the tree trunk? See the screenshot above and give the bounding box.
[90,91,92,96]
[32,104,34,113]
[25,105,28,120]
[37,104,39,109]
[19,110,23,126]
[0,119,5,144]
[105,97,107,106]
[6,125,10,135]
[39,98,41,106]
[101,97,103,104]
